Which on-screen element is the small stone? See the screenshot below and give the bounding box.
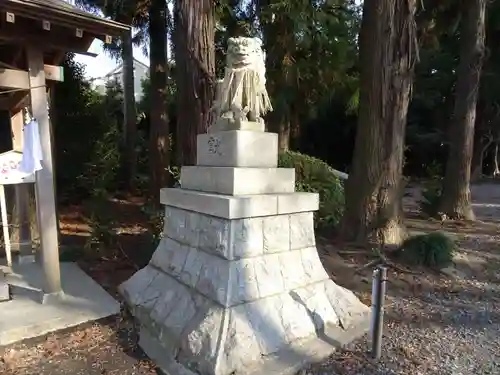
[263,215,290,253]
[290,212,316,249]
[440,266,466,279]
[150,238,188,278]
[198,215,230,257]
[231,217,264,259]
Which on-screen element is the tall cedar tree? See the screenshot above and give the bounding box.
[340,0,419,245]
[440,0,487,220]
[260,1,294,152]
[149,0,170,206]
[174,0,215,166]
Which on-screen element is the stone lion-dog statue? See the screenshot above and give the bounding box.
[210,37,273,132]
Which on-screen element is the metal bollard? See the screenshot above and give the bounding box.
[370,265,388,359]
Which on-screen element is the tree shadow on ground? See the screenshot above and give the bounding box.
[59,195,156,272]
[56,196,164,372]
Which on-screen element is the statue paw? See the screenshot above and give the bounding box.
[220,111,234,120]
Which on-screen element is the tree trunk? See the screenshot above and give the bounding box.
[471,99,487,182]
[122,30,137,190]
[339,0,418,246]
[278,117,290,152]
[174,0,215,166]
[290,104,301,146]
[494,143,500,176]
[440,0,486,220]
[148,0,170,206]
[259,0,294,152]
[265,111,290,152]
[471,136,488,182]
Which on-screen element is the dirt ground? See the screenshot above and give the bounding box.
[1,184,500,375]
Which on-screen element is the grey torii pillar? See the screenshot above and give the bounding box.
[27,47,62,299]
[11,111,33,262]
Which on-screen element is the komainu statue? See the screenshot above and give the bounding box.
[210,37,273,132]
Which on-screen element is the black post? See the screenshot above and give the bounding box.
[371,265,388,359]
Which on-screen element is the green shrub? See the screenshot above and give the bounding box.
[78,120,121,198]
[141,203,165,248]
[419,182,442,217]
[278,151,345,227]
[396,232,456,268]
[419,161,443,217]
[79,118,121,254]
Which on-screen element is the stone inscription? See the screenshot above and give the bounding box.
[207,136,221,155]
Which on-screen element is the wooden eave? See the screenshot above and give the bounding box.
[2,0,130,37]
[0,1,130,113]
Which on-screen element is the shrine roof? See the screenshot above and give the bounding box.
[2,0,130,36]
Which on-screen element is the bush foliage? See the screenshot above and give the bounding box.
[419,161,443,217]
[396,231,456,269]
[278,151,345,227]
[53,55,123,201]
[420,183,442,217]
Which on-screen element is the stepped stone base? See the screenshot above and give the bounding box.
[180,166,295,195]
[120,203,370,375]
[122,124,369,374]
[160,189,319,219]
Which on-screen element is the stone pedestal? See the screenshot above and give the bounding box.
[120,128,370,375]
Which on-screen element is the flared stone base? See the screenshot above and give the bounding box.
[120,204,369,375]
[124,265,369,375]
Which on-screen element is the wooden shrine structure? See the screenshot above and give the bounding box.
[0,0,129,299]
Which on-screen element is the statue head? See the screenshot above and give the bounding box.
[226,37,265,70]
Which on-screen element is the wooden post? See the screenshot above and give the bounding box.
[11,111,33,261]
[47,88,61,240]
[15,184,33,260]
[27,47,61,297]
[0,185,11,267]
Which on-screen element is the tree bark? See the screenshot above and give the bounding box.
[278,116,290,152]
[440,0,487,220]
[471,136,490,182]
[471,99,487,182]
[148,0,170,206]
[290,105,301,149]
[174,0,215,166]
[339,0,418,245]
[122,29,137,190]
[259,0,294,152]
[494,143,500,176]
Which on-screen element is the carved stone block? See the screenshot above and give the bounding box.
[197,130,278,167]
[180,166,295,195]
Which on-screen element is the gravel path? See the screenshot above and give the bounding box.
[305,183,500,375]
